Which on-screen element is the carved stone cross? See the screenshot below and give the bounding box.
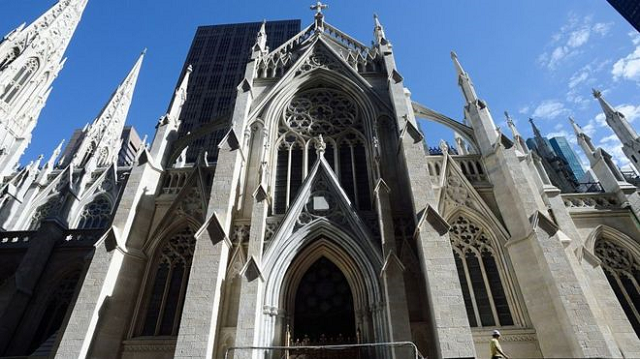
[310,1,328,15]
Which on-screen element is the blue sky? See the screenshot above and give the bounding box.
[2,0,640,171]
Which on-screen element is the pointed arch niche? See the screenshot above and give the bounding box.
[446,209,527,329]
[588,226,640,336]
[259,225,388,350]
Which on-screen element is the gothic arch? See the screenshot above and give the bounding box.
[1,56,40,104]
[22,265,84,354]
[261,73,380,213]
[586,225,640,336]
[445,207,527,328]
[260,220,386,348]
[25,195,61,230]
[72,195,114,229]
[131,223,198,338]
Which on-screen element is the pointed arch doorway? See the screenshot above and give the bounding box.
[292,257,357,344]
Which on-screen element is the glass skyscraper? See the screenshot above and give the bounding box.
[549,136,587,181]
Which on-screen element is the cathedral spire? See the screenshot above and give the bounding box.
[593,88,640,172]
[569,117,596,157]
[373,14,387,45]
[529,118,555,159]
[451,51,479,104]
[252,20,268,55]
[450,51,497,154]
[505,112,528,153]
[62,51,144,169]
[166,64,192,125]
[0,0,88,176]
[593,89,639,146]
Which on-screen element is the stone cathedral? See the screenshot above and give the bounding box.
[0,1,639,358]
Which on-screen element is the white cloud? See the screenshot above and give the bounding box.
[538,16,611,70]
[595,113,607,127]
[612,46,640,83]
[518,106,530,114]
[568,70,589,89]
[532,100,569,119]
[582,119,597,137]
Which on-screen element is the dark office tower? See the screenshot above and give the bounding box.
[176,20,301,162]
[606,0,640,32]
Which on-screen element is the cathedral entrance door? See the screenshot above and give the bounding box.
[292,257,358,355]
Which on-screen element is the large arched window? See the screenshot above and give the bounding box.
[1,57,39,103]
[28,197,61,230]
[77,196,112,229]
[140,227,196,337]
[273,88,371,214]
[594,238,640,336]
[0,47,19,71]
[449,215,514,328]
[28,271,81,353]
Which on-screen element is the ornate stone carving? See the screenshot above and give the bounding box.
[297,177,346,226]
[296,47,345,76]
[595,239,638,272]
[283,88,359,138]
[449,215,492,254]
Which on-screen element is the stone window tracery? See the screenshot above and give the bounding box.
[77,196,112,229]
[449,215,514,328]
[29,271,81,353]
[140,227,196,337]
[28,197,62,230]
[595,238,640,336]
[1,57,39,103]
[273,88,370,214]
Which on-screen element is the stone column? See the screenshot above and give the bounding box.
[56,156,163,358]
[233,188,268,359]
[0,217,67,353]
[174,133,246,358]
[399,131,476,359]
[488,146,615,358]
[374,179,413,359]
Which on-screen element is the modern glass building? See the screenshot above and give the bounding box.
[549,136,587,182]
[176,20,301,162]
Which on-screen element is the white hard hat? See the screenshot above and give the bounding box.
[492,330,501,336]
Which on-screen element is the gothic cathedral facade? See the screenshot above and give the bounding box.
[0,2,639,359]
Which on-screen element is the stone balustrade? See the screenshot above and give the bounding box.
[562,193,620,210]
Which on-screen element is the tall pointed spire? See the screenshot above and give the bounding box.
[505,112,528,153]
[593,88,640,172]
[166,64,192,124]
[373,14,387,45]
[569,117,596,157]
[0,0,88,177]
[593,88,639,145]
[61,51,144,169]
[451,51,479,104]
[252,20,268,55]
[529,118,555,159]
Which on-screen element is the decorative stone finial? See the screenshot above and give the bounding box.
[592,88,602,99]
[310,1,328,31]
[438,139,449,154]
[315,134,326,156]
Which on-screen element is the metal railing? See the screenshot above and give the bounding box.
[225,341,426,359]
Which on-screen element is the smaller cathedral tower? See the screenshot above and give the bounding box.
[58,51,144,170]
[0,0,89,177]
[593,89,640,173]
